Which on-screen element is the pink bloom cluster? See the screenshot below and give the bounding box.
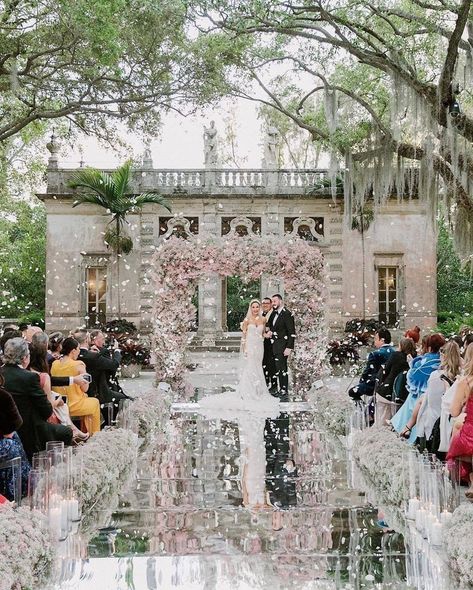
[151,235,329,397]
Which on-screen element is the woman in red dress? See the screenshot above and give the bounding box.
[447,343,473,498]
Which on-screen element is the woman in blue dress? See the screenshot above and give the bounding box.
[0,376,31,500]
[391,334,445,443]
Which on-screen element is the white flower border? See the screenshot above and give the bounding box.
[0,504,54,590]
[443,503,473,586]
[308,381,352,436]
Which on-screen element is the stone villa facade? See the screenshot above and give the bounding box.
[38,144,437,342]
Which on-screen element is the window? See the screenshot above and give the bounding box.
[284,217,324,241]
[378,266,398,327]
[86,267,107,327]
[221,217,261,236]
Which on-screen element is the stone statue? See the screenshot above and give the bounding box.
[262,125,279,168]
[142,145,153,169]
[203,120,218,167]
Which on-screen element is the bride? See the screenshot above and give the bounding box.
[198,299,279,415]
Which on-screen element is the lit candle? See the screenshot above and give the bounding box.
[407,498,420,520]
[69,498,80,521]
[415,508,426,532]
[60,500,69,530]
[430,521,443,546]
[49,506,62,539]
[440,511,453,524]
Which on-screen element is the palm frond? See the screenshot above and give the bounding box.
[69,168,120,212]
[131,193,171,212]
[111,160,133,198]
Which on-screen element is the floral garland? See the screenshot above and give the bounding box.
[309,380,353,436]
[151,235,328,397]
[443,503,473,586]
[71,428,139,513]
[351,427,410,507]
[0,503,54,590]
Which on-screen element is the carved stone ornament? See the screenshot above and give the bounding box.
[289,217,325,243]
[161,217,194,240]
[227,216,257,236]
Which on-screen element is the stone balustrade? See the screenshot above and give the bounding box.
[44,167,334,197]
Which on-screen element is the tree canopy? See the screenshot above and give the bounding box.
[193,0,473,266]
[0,0,242,143]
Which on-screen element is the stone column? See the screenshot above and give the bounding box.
[262,201,283,297]
[197,200,222,346]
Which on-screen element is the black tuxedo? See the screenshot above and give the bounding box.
[262,311,277,390]
[0,364,72,459]
[268,307,296,397]
[78,347,126,426]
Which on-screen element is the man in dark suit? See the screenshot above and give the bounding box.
[75,330,127,425]
[0,337,72,459]
[261,297,277,391]
[265,294,296,400]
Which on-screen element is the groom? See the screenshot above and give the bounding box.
[265,294,295,400]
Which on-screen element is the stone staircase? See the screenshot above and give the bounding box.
[188,332,241,353]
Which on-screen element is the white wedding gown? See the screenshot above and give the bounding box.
[197,324,279,506]
[198,323,280,418]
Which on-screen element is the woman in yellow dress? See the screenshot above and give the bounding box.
[51,337,101,434]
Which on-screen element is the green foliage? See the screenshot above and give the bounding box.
[0,0,237,142]
[0,199,46,320]
[437,217,473,322]
[226,276,260,331]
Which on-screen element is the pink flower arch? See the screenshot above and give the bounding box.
[151,235,328,398]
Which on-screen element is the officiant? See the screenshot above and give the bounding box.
[261,297,277,392]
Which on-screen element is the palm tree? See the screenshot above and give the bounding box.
[68,160,171,319]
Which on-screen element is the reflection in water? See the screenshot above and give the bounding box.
[47,395,455,590]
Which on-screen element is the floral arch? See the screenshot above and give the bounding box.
[151,234,328,399]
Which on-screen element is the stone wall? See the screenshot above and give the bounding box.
[38,166,436,337]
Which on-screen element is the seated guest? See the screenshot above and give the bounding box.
[348,328,395,400]
[0,375,30,500]
[374,338,417,426]
[30,333,89,442]
[24,325,42,343]
[439,343,473,455]
[404,326,421,345]
[0,338,73,459]
[51,337,101,435]
[447,343,473,498]
[75,330,126,426]
[414,340,462,449]
[391,333,445,443]
[47,332,64,367]
[0,329,22,358]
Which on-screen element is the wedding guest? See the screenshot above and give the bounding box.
[348,328,395,400]
[47,331,64,366]
[51,337,101,434]
[391,333,445,443]
[24,325,42,343]
[0,329,22,357]
[0,338,73,459]
[30,333,89,442]
[75,329,127,426]
[404,326,420,344]
[414,340,462,449]
[447,343,473,498]
[0,374,30,500]
[374,337,417,426]
[438,343,472,456]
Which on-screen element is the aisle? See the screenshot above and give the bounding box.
[48,355,451,589]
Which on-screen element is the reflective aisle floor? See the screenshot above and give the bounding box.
[49,359,454,590]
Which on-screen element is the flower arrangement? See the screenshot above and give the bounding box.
[150,235,329,397]
[126,387,172,449]
[351,427,410,506]
[71,428,139,513]
[118,339,151,367]
[102,319,138,337]
[327,339,360,366]
[309,380,353,436]
[443,503,473,586]
[0,503,54,590]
